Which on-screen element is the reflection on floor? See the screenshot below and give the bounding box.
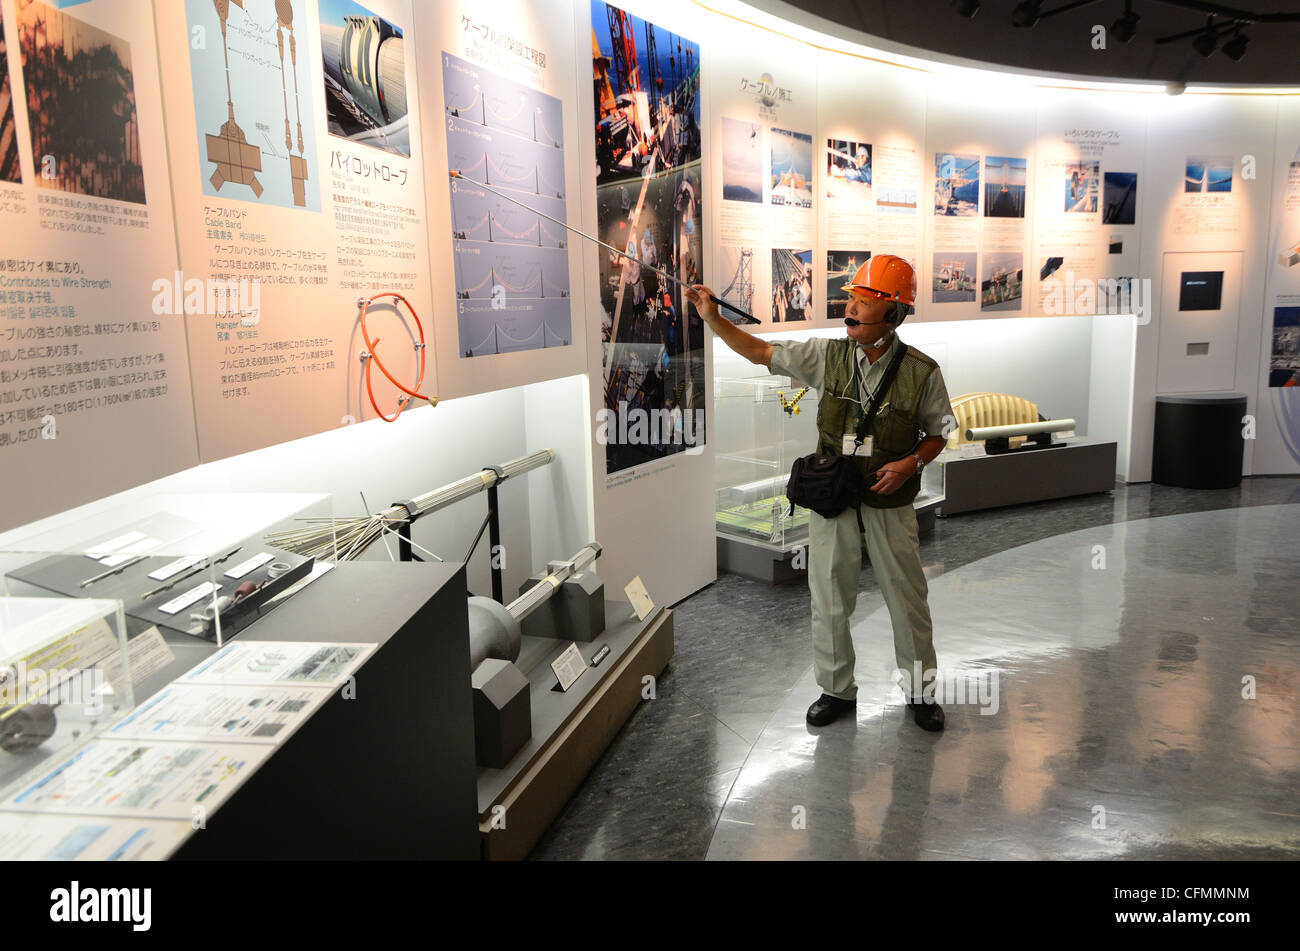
[529,479,1300,860]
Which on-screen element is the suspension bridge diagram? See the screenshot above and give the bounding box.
[442,52,571,357]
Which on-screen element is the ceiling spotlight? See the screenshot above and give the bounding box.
[1222,29,1249,61]
[1112,3,1140,43]
[951,0,980,18]
[1011,1,1042,29]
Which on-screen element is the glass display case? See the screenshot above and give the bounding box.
[0,597,131,795]
[0,493,333,646]
[714,372,819,553]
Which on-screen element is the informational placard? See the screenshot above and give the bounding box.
[4,739,270,819]
[1031,90,1146,317]
[179,639,374,686]
[0,813,191,860]
[818,55,926,325]
[710,24,815,325]
[155,0,437,455]
[0,0,199,531]
[414,0,587,400]
[108,682,331,744]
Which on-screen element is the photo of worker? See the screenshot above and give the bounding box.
[592,1,705,475]
[16,0,145,203]
[320,0,409,158]
[932,250,977,302]
[1064,160,1099,213]
[718,246,755,321]
[721,116,761,203]
[770,127,812,208]
[980,250,1024,311]
[592,0,701,183]
[983,156,1025,218]
[1270,306,1300,387]
[771,248,813,321]
[827,139,871,185]
[934,152,979,216]
[1185,156,1233,193]
[825,250,871,320]
[1103,171,1138,224]
[0,7,20,184]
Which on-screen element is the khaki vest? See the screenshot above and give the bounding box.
[815,338,938,508]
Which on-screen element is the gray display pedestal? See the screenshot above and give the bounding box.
[929,438,1117,516]
[477,600,674,860]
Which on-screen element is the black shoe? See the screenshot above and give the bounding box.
[907,700,945,732]
[806,694,856,726]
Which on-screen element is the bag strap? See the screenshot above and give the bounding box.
[853,343,908,445]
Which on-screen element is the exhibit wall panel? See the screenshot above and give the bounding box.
[522,373,594,575]
[1254,96,1300,475]
[579,0,717,608]
[922,73,1036,323]
[1131,94,1278,480]
[413,0,588,400]
[0,0,200,532]
[1089,316,1137,479]
[155,0,439,461]
[816,53,926,327]
[707,9,817,326]
[1030,88,1148,321]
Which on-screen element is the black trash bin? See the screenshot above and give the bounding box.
[1152,392,1247,489]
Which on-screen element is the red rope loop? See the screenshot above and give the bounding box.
[358,292,433,422]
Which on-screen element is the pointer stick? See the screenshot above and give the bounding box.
[448,170,759,325]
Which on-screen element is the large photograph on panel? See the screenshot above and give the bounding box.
[16,0,144,201]
[1,5,22,183]
[592,0,704,474]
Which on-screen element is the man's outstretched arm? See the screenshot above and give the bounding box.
[685,285,774,367]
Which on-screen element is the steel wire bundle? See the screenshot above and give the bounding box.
[265,448,555,561]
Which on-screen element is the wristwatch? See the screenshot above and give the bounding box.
[912,452,925,475]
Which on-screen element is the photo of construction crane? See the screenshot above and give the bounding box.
[934,151,979,217]
[983,155,1025,219]
[933,251,977,302]
[592,1,705,474]
[770,127,812,209]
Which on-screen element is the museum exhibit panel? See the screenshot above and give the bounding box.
[0,0,1295,867]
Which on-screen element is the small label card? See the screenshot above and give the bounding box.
[225,552,273,580]
[624,576,655,621]
[960,442,986,458]
[148,555,205,582]
[550,642,587,692]
[84,531,146,560]
[159,581,220,616]
[1059,429,1075,439]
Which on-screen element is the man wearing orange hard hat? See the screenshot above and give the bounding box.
[687,253,952,731]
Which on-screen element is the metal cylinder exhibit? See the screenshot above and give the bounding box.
[466,541,603,670]
[965,419,1076,442]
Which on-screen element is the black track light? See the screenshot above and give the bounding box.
[1222,29,1249,61]
[1011,1,1042,29]
[1112,3,1140,43]
[1192,16,1217,57]
[951,0,980,18]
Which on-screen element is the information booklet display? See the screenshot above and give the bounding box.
[0,493,334,647]
[0,597,132,797]
[713,373,819,552]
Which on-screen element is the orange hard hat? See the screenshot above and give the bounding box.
[841,254,916,307]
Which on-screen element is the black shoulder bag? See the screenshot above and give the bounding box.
[785,343,908,524]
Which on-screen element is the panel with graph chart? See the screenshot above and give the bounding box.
[442,51,571,357]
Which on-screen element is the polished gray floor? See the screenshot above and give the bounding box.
[530,479,1300,860]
